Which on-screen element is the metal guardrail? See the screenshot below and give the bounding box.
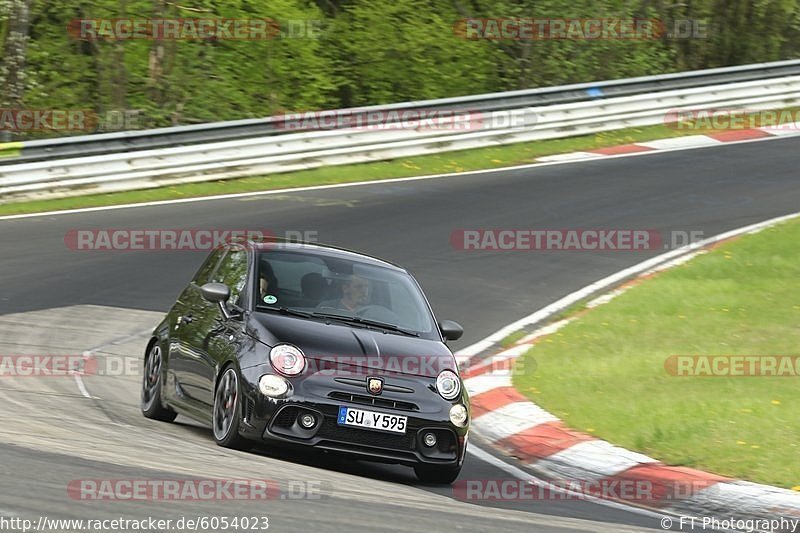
[1,63,799,202]
[3,59,800,165]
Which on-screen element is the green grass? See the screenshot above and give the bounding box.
[514,218,800,489]
[500,330,528,349]
[3,105,791,216]
[0,142,23,159]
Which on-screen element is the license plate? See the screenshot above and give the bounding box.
[337,406,407,434]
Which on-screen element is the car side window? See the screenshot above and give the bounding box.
[193,248,225,286]
[213,248,249,306]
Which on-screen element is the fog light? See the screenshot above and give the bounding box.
[259,374,289,398]
[449,404,468,428]
[423,432,437,447]
[299,413,316,428]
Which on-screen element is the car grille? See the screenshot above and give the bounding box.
[272,406,301,428]
[327,391,419,412]
[244,397,256,422]
[316,417,415,450]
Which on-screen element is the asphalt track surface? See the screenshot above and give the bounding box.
[1,136,799,532]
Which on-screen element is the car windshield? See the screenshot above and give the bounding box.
[254,249,438,338]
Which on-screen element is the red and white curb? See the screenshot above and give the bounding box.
[458,212,800,527]
[536,127,800,163]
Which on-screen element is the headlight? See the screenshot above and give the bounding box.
[436,370,461,400]
[259,374,289,397]
[449,404,468,427]
[269,344,305,376]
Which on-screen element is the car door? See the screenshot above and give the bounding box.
[169,247,227,409]
[180,244,251,408]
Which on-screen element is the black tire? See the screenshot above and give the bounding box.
[212,365,250,450]
[141,343,178,422]
[413,464,462,485]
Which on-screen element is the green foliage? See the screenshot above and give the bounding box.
[320,1,497,105]
[2,0,799,138]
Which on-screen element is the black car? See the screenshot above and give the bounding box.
[141,240,469,483]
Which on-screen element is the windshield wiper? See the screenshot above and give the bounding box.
[311,312,419,337]
[257,306,313,319]
[257,307,421,337]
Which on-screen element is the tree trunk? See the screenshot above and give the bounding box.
[0,0,32,140]
[147,0,166,105]
[112,0,128,117]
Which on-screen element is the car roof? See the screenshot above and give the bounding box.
[248,240,406,272]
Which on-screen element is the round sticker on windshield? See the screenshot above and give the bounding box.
[263,295,278,304]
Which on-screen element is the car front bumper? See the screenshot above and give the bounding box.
[238,365,469,467]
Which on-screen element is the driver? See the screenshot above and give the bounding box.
[318,274,370,312]
[259,260,278,301]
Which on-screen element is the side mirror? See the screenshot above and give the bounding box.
[201,282,233,319]
[439,320,463,341]
[201,282,230,303]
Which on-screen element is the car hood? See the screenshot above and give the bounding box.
[251,312,457,378]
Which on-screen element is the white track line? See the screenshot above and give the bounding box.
[73,328,153,400]
[457,211,800,357]
[1,132,798,222]
[467,446,678,523]
[461,213,800,529]
[470,403,558,441]
[72,373,93,399]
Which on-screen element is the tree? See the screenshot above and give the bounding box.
[0,0,31,107]
[0,0,31,140]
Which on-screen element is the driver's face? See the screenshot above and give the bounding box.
[342,276,369,307]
